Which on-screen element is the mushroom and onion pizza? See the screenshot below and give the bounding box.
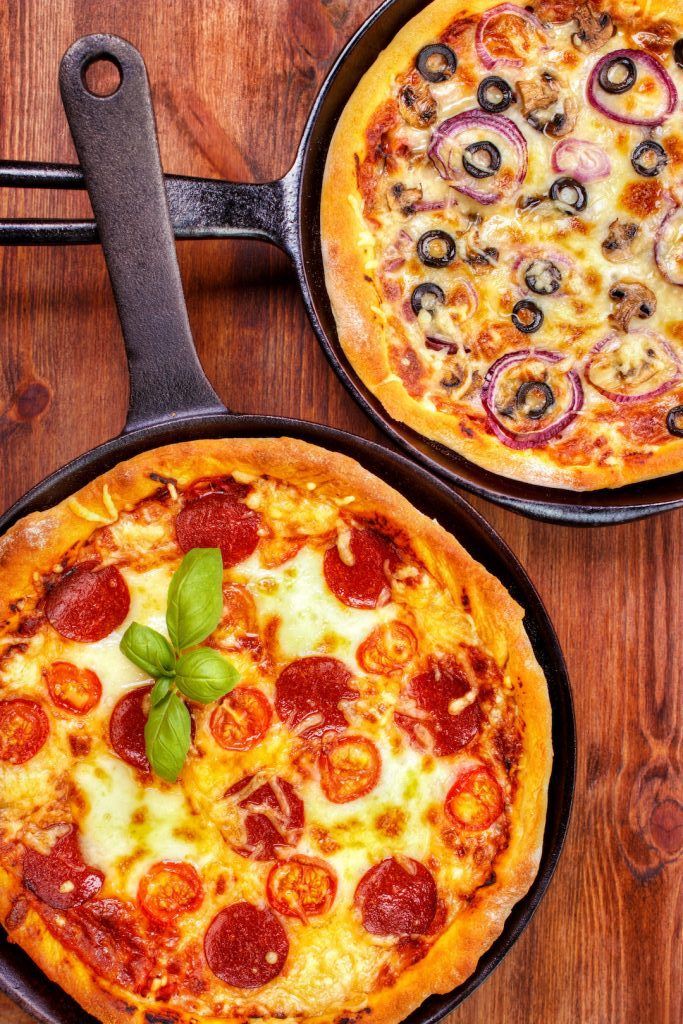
[322,0,683,489]
[0,438,551,1024]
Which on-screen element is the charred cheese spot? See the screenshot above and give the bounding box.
[620,179,664,218]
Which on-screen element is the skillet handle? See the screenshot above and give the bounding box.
[0,159,298,252]
[58,34,228,431]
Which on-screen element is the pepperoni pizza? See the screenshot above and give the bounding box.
[322,0,683,490]
[0,438,551,1024]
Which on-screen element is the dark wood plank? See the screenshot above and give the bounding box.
[0,3,680,1023]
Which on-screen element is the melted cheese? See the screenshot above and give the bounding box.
[232,546,396,668]
[74,752,214,896]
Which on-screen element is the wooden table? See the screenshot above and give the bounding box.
[0,2,680,1022]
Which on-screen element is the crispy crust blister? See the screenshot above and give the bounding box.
[321,0,683,491]
[0,436,552,1024]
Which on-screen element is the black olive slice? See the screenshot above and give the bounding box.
[673,39,683,69]
[631,141,668,178]
[550,177,588,213]
[416,44,457,83]
[516,381,555,420]
[411,282,445,317]
[667,405,683,437]
[598,54,637,94]
[512,300,544,334]
[477,76,514,113]
[462,141,501,179]
[524,259,562,296]
[417,230,457,268]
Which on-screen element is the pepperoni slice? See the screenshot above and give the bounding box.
[275,656,358,739]
[45,562,130,642]
[445,766,504,831]
[357,621,417,675]
[138,861,203,923]
[210,687,272,751]
[205,902,288,989]
[176,493,261,568]
[323,528,397,609]
[267,857,337,920]
[45,662,102,715]
[23,825,103,910]
[354,857,437,937]
[0,699,49,764]
[395,656,480,757]
[109,685,152,773]
[45,897,153,994]
[319,735,381,804]
[225,775,304,860]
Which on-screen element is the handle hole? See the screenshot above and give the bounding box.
[82,55,122,97]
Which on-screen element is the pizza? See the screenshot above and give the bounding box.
[0,437,551,1024]
[322,0,683,490]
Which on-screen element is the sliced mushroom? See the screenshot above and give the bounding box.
[386,182,424,216]
[398,80,437,130]
[464,243,499,273]
[602,219,639,263]
[516,73,577,137]
[572,2,615,53]
[609,281,657,332]
[517,193,550,214]
[517,73,559,116]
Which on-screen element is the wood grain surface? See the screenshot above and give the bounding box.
[0,2,681,1022]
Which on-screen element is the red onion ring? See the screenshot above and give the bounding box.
[551,138,612,183]
[451,276,479,319]
[428,110,528,205]
[474,4,545,70]
[481,349,583,449]
[655,205,683,287]
[586,332,680,403]
[425,336,459,353]
[587,49,678,126]
[412,199,448,213]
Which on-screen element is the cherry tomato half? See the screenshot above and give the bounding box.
[445,766,504,831]
[0,699,49,764]
[138,860,203,923]
[357,621,417,675]
[319,735,381,804]
[210,687,272,751]
[267,856,337,920]
[45,661,102,715]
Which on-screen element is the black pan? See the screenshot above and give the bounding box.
[0,0,682,526]
[0,33,574,1024]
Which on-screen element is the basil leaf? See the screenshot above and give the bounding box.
[175,647,238,704]
[166,548,223,652]
[144,691,191,783]
[150,676,174,706]
[120,622,176,678]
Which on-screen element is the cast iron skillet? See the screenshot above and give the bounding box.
[1,0,682,526]
[0,33,574,1024]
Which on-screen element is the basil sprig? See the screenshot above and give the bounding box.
[120,548,237,782]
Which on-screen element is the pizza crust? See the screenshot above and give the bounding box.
[0,436,552,1024]
[321,0,683,491]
